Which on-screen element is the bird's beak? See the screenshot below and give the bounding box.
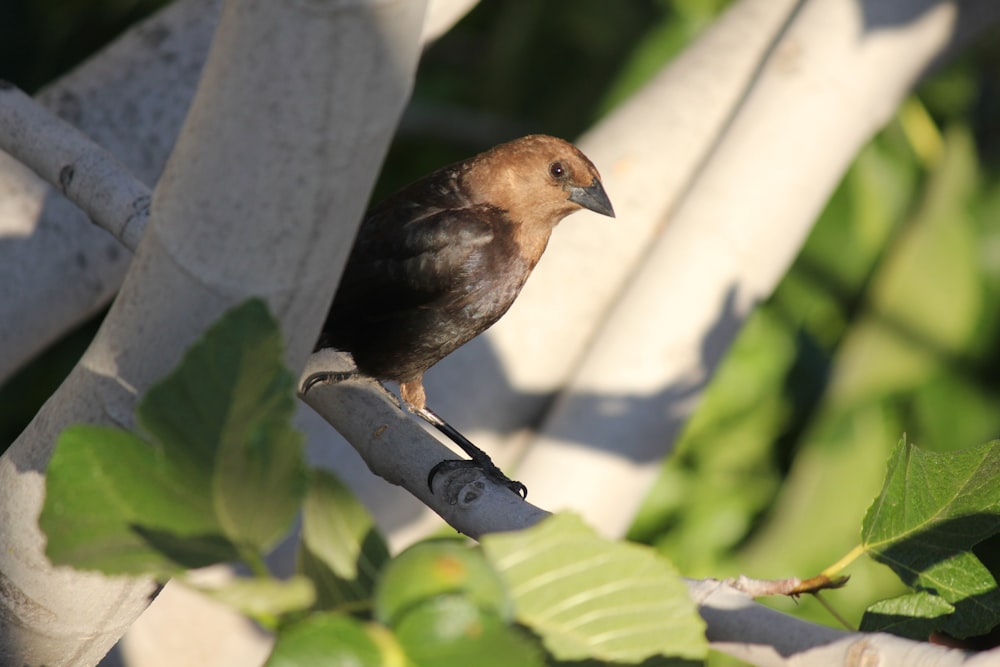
[567,178,615,218]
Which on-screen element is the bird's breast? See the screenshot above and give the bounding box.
[453,239,532,320]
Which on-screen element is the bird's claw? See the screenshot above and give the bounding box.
[300,370,357,395]
[427,458,528,499]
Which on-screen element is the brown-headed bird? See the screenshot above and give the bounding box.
[303,134,614,497]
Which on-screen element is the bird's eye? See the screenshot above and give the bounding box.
[549,161,566,179]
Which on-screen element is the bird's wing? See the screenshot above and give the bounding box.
[333,204,500,316]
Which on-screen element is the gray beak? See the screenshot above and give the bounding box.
[567,178,615,218]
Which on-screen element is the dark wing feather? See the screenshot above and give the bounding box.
[330,204,497,319]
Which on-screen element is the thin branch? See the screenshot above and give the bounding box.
[0,0,220,382]
[0,82,151,251]
[298,350,550,539]
[689,579,980,667]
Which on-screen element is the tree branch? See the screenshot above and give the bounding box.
[689,579,992,666]
[298,351,550,539]
[0,0,220,382]
[0,82,150,251]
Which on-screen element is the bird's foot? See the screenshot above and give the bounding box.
[413,405,527,499]
[427,456,527,498]
[300,370,358,395]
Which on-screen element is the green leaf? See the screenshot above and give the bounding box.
[862,438,1000,637]
[297,469,390,609]
[41,299,307,578]
[394,596,543,667]
[40,425,239,576]
[265,613,385,667]
[481,514,706,663]
[861,592,955,639]
[375,540,511,626]
[137,298,307,553]
[187,575,316,627]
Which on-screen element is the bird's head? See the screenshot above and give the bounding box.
[468,134,616,226]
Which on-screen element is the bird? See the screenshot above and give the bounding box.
[302,134,615,497]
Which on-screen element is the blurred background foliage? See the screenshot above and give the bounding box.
[2,0,1000,662]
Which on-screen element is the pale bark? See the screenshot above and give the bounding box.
[0,1,427,664]
[421,0,479,42]
[689,579,990,667]
[0,0,217,382]
[0,84,150,251]
[299,352,551,538]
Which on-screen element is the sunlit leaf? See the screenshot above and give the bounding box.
[482,514,706,663]
[861,592,954,639]
[139,298,307,553]
[862,438,1000,637]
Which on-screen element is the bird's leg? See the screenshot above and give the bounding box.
[400,379,526,498]
[303,372,526,498]
[413,405,527,499]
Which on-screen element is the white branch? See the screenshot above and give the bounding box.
[0,0,220,382]
[0,1,427,664]
[422,0,479,42]
[689,579,989,666]
[0,83,150,251]
[299,352,550,538]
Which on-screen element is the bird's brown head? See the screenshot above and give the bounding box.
[464,134,615,228]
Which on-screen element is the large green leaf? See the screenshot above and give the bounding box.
[297,469,390,609]
[860,591,955,639]
[862,438,1000,637]
[40,425,238,576]
[138,298,307,553]
[482,514,706,663]
[41,299,306,577]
